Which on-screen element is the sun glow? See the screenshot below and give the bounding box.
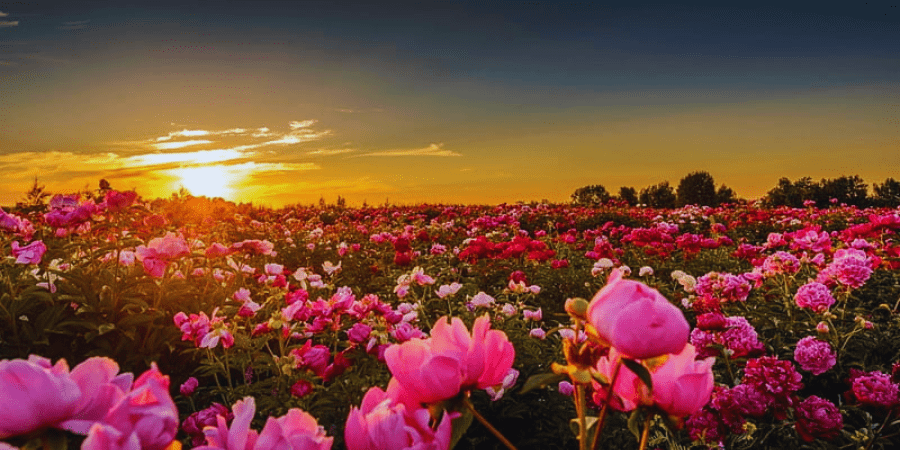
[169,165,243,200]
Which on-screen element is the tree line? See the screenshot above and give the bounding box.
[572,172,900,208]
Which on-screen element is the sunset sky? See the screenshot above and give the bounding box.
[1,1,898,207]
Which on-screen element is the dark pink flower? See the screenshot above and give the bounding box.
[180,377,199,397]
[182,403,232,447]
[98,363,179,450]
[58,357,134,435]
[851,370,899,408]
[794,396,843,442]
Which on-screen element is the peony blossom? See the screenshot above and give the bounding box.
[592,344,715,417]
[587,269,689,359]
[196,396,332,450]
[794,282,836,313]
[58,357,135,435]
[0,355,80,439]
[97,363,179,450]
[345,384,454,450]
[81,423,142,450]
[10,240,47,265]
[793,336,836,375]
[384,315,515,407]
[794,396,843,442]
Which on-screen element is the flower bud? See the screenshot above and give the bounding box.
[565,297,589,319]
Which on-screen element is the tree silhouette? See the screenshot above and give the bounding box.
[873,178,900,207]
[676,171,717,207]
[571,184,611,205]
[617,186,638,206]
[639,181,677,208]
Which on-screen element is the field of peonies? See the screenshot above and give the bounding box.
[1,187,900,449]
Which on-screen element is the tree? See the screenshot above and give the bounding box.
[818,175,869,207]
[716,184,738,205]
[765,177,819,208]
[617,186,638,206]
[571,184,611,205]
[639,181,677,208]
[873,178,900,207]
[676,171,717,207]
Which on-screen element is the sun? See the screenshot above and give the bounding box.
[170,165,238,200]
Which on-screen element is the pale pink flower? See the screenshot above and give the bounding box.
[435,282,463,298]
[10,240,46,265]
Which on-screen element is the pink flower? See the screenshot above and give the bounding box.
[103,190,137,213]
[197,397,332,450]
[794,396,843,442]
[435,282,462,299]
[10,240,46,265]
[794,282,836,312]
[650,344,716,417]
[345,385,454,450]
[469,291,495,308]
[761,251,801,276]
[793,336,836,375]
[0,355,80,439]
[58,357,135,435]
[291,379,314,398]
[81,423,141,450]
[818,248,873,289]
[384,315,515,406]
[255,408,332,450]
[97,363,179,450]
[592,344,715,417]
[523,308,542,321]
[586,269,689,359]
[205,243,232,258]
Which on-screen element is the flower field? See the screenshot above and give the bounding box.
[1,188,900,449]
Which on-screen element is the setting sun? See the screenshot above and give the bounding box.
[169,165,241,200]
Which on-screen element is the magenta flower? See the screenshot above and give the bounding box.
[0,355,80,439]
[182,403,232,447]
[742,356,803,416]
[384,315,515,407]
[818,248,873,289]
[794,396,843,442]
[851,370,899,408]
[180,377,199,397]
[793,336,837,375]
[690,315,764,359]
[103,190,137,213]
[761,251,801,276]
[587,269,689,359]
[135,233,190,277]
[794,282,836,313]
[345,385,454,450]
[10,240,46,265]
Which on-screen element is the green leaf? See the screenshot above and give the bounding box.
[568,416,598,442]
[621,358,652,391]
[97,322,116,335]
[449,407,473,449]
[626,409,643,441]
[519,372,568,394]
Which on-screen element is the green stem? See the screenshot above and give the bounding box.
[575,383,588,450]
[464,397,518,450]
[864,410,893,450]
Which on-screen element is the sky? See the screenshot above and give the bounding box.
[1,1,898,207]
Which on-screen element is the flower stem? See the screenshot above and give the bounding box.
[638,412,653,450]
[464,397,518,450]
[575,383,587,450]
[591,358,623,450]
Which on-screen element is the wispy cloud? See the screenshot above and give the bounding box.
[307,148,355,156]
[151,140,213,150]
[359,143,461,157]
[289,120,316,129]
[125,148,251,166]
[0,21,18,28]
[59,20,89,30]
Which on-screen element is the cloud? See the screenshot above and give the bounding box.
[289,119,316,129]
[151,140,214,150]
[0,21,18,27]
[59,20,89,30]
[359,143,461,157]
[306,148,355,156]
